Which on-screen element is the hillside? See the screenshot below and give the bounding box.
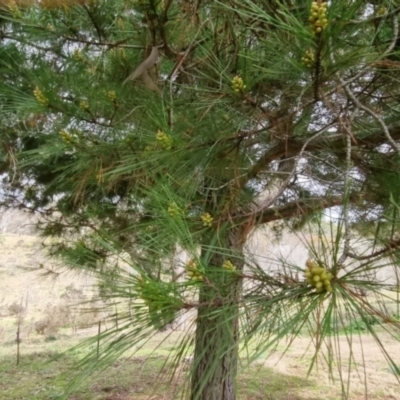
[0,228,97,343]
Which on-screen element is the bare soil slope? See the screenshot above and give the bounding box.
[0,233,97,342]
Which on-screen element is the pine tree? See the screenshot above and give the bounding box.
[1,1,400,399]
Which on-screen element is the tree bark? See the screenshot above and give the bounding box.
[190,228,245,400]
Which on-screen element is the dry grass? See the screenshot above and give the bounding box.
[0,328,399,399]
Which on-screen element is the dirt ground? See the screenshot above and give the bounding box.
[256,333,400,400]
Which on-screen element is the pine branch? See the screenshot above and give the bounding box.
[236,125,400,192]
[245,194,348,225]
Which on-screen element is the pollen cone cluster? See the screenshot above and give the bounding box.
[167,202,183,217]
[309,1,328,34]
[231,75,246,93]
[201,212,213,227]
[222,260,236,271]
[156,129,173,150]
[186,260,203,281]
[302,49,315,68]
[304,259,332,293]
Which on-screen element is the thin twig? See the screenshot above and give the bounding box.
[166,19,209,82]
[238,125,333,220]
[383,15,399,57]
[61,35,141,49]
[347,237,400,261]
[342,83,400,155]
[337,126,352,266]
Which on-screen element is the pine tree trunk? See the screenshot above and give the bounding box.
[190,291,240,400]
[190,228,245,400]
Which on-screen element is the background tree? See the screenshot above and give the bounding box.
[1,0,400,399]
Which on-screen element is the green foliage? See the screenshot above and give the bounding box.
[1,0,400,399]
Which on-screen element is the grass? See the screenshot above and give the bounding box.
[1,309,399,400]
[0,352,335,400]
[0,331,344,400]
[2,327,400,400]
